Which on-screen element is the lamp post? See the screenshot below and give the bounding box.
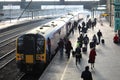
[9,4,12,23]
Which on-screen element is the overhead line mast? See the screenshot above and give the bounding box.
[18,0,32,20]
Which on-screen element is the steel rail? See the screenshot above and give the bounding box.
[0,49,15,60]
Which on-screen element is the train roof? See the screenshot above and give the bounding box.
[25,14,74,39]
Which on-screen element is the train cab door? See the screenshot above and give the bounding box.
[23,35,36,64]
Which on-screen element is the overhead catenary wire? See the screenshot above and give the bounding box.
[17,0,32,20]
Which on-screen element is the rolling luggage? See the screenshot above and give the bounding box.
[82,47,87,52]
[72,51,76,57]
[101,39,105,44]
[90,42,95,48]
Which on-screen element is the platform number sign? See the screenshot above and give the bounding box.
[114,0,120,31]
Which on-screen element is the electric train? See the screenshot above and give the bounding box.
[15,15,77,72]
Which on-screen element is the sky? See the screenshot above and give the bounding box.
[0,0,99,2]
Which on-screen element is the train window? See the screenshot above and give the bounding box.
[17,35,36,54]
[37,37,45,54]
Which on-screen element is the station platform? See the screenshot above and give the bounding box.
[0,18,32,30]
[0,16,51,30]
[39,19,120,80]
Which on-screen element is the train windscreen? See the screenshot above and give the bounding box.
[36,34,45,54]
[17,34,36,54]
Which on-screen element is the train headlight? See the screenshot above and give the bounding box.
[36,55,45,61]
[18,55,24,60]
[36,55,41,60]
[42,56,44,59]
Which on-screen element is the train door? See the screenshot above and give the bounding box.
[36,34,46,63]
[23,35,36,64]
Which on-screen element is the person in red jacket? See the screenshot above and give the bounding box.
[113,34,119,43]
[88,48,96,69]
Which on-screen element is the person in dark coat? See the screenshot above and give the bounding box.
[92,34,97,47]
[88,19,92,28]
[83,35,89,47]
[65,38,73,59]
[82,21,85,27]
[58,38,64,57]
[88,48,96,69]
[97,30,102,44]
[75,46,82,65]
[78,24,81,34]
[78,34,84,48]
[81,66,93,80]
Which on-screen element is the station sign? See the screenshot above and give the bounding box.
[114,0,120,31]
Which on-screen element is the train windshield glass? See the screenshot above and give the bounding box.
[17,35,36,54]
[37,35,45,54]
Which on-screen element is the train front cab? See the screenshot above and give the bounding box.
[16,34,47,72]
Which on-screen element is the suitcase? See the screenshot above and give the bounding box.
[101,39,105,44]
[82,47,87,52]
[72,51,76,57]
[90,42,95,48]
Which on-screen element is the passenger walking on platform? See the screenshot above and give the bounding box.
[71,27,74,35]
[83,35,89,48]
[94,18,97,27]
[75,46,82,65]
[81,66,93,80]
[92,34,97,47]
[74,21,78,29]
[86,21,89,29]
[78,24,81,34]
[65,38,73,59]
[82,21,85,27]
[91,18,97,30]
[82,26,87,35]
[88,19,92,28]
[78,34,84,48]
[58,38,64,57]
[78,34,84,42]
[91,22,95,30]
[97,30,102,44]
[88,48,96,69]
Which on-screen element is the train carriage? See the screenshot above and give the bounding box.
[16,16,74,72]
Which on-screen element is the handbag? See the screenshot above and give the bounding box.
[88,59,91,63]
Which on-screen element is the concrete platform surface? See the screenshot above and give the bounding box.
[39,18,120,80]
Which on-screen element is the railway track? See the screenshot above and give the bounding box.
[15,72,26,80]
[0,17,57,80]
[0,16,55,67]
